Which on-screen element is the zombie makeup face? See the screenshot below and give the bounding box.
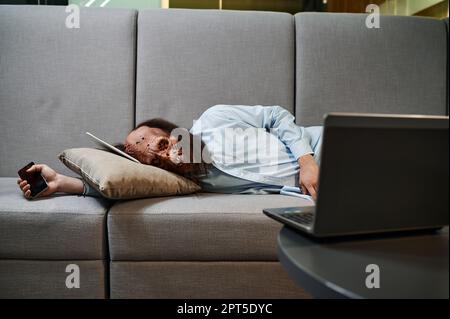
[124,126,194,175]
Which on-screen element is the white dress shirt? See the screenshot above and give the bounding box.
[190,105,323,201]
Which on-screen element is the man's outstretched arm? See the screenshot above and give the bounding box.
[17,164,84,198]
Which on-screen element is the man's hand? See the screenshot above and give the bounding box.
[298,154,319,201]
[17,164,60,198]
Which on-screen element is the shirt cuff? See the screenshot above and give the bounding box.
[289,138,314,160]
[77,177,102,198]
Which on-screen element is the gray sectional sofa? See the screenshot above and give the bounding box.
[0,5,448,299]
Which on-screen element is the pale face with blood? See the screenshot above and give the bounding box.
[124,126,192,175]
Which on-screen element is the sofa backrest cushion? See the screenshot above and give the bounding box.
[0,5,137,176]
[135,9,295,129]
[295,13,448,126]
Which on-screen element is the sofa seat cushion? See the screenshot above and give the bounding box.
[0,177,110,260]
[110,261,310,299]
[0,260,106,299]
[108,193,313,261]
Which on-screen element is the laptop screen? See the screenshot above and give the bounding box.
[315,124,449,235]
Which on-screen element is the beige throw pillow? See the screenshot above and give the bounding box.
[58,148,201,200]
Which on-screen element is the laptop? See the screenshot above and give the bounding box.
[263,113,449,238]
[86,132,140,164]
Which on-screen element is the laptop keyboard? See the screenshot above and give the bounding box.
[281,212,314,226]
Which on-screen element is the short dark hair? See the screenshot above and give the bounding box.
[135,118,179,135]
[114,118,180,151]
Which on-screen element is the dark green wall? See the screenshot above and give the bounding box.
[170,0,325,14]
[170,0,219,9]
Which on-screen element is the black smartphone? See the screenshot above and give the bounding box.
[17,162,49,199]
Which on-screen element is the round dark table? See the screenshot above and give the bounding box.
[278,226,449,299]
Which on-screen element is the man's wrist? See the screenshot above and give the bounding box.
[55,174,64,192]
[55,174,84,194]
[298,154,316,168]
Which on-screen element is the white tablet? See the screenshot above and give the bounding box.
[86,132,140,164]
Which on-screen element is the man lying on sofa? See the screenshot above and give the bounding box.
[17,105,323,201]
